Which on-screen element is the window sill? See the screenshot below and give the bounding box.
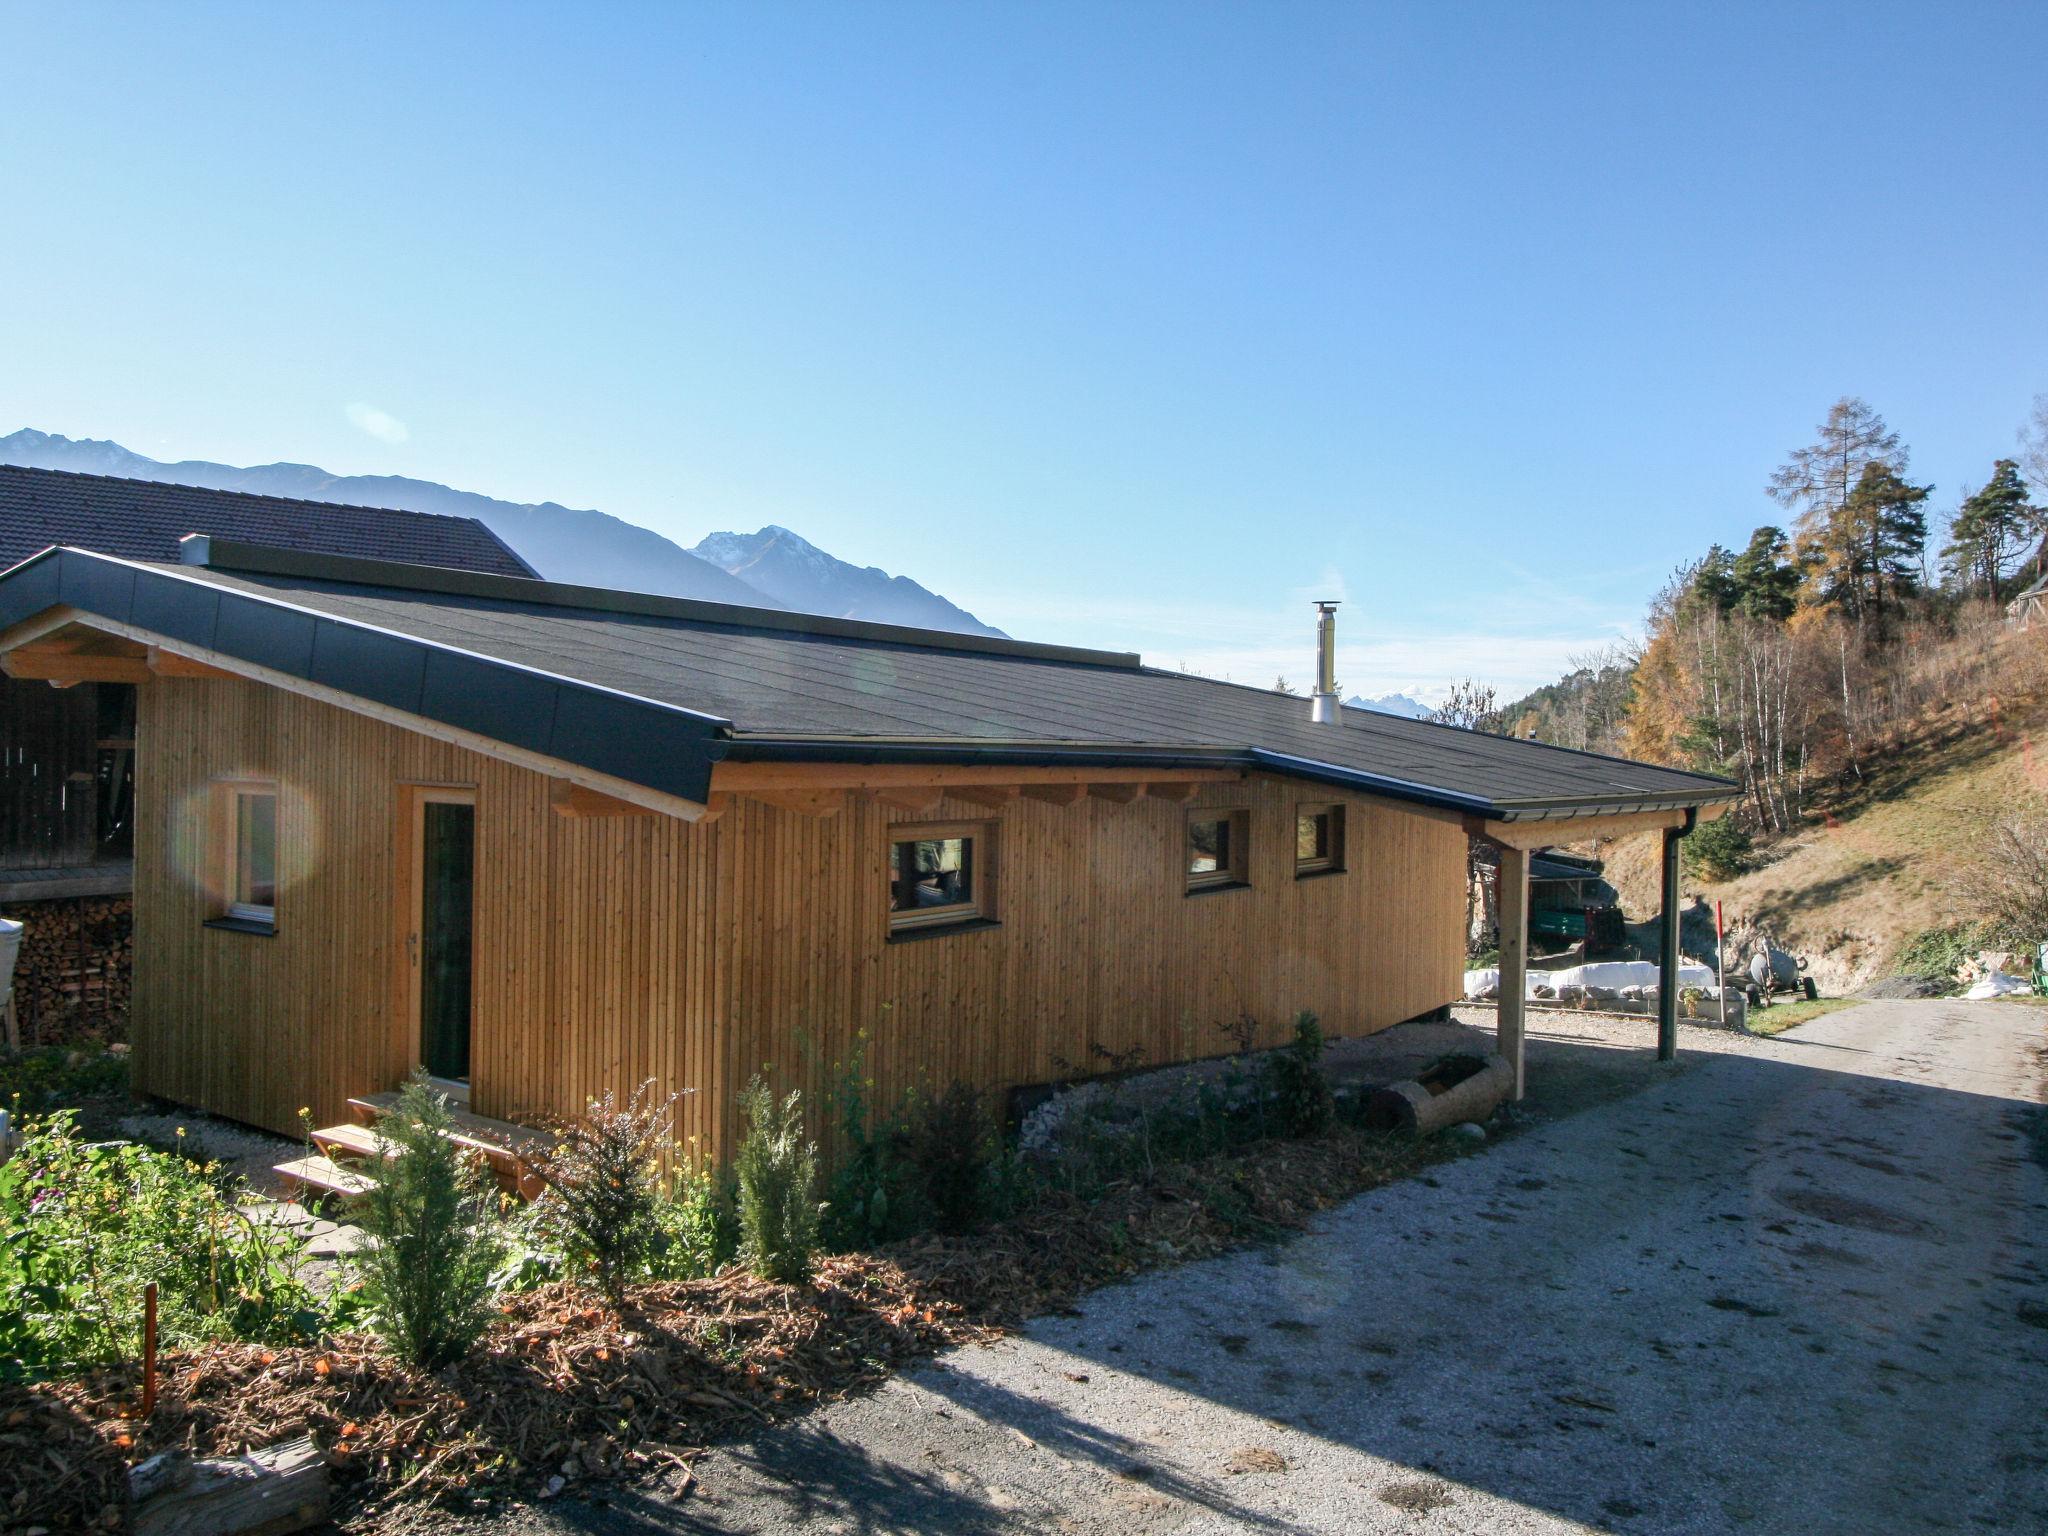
[887,916,1001,944]
[1294,866,1347,883]
[1185,879,1251,898]
[203,916,277,938]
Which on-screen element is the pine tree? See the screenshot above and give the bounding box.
[1944,459,2043,596]
[1767,397,1908,612]
[1825,462,1931,630]
[1727,526,1801,622]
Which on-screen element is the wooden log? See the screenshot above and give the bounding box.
[1363,1053,1516,1136]
[131,1434,327,1536]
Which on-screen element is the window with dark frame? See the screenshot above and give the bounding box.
[1186,808,1248,891]
[1295,802,1344,876]
[887,822,993,933]
[224,784,279,927]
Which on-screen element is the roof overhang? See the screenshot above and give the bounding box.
[0,546,727,818]
[0,544,1745,831]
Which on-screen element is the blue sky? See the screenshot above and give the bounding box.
[3,2,2043,700]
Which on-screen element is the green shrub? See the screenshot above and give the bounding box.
[0,1045,129,1115]
[1683,816,1754,881]
[1897,921,1987,982]
[528,1082,673,1306]
[0,1111,318,1381]
[821,1033,922,1248]
[653,1163,740,1280]
[1265,1011,1333,1138]
[734,1077,820,1285]
[905,1081,994,1235]
[352,1075,503,1368]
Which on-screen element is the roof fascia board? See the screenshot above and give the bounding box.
[721,736,1738,822]
[179,535,1142,670]
[0,547,724,811]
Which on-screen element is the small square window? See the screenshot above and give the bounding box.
[887,822,994,934]
[1296,803,1345,876]
[1187,809,1249,891]
[221,784,279,927]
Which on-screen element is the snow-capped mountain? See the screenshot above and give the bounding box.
[692,526,1004,637]
[0,430,998,635]
[1346,691,1433,719]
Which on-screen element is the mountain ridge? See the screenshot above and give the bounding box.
[692,524,1003,637]
[0,429,1001,635]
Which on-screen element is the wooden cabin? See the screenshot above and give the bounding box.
[0,537,1737,1157]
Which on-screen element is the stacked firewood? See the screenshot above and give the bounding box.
[1,896,132,1046]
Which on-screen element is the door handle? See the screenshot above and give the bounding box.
[407,932,419,966]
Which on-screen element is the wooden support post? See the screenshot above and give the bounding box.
[1497,842,1529,1101]
[1658,824,1682,1063]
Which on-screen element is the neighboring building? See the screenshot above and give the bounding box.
[0,537,1738,1154]
[2009,573,2047,633]
[0,465,534,897]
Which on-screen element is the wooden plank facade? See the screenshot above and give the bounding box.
[133,676,1466,1152]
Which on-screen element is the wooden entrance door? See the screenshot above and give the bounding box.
[403,787,476,1088]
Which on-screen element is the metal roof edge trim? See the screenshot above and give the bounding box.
[0,547,727,805]
[181,536,1143,671]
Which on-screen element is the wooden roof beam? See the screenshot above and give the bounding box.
[550,779,661,819]
[945,785,1021,809]
[147,645,241,681]
[1143,781,1200,803]
[1086,782,1142,803]
[1019,783,1087,806]
[873,786,948,816]
[1,646,152,684]
[747,789,846,817]
[712,762,1240,793]
[1477,802,1728,851]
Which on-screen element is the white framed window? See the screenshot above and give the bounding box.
[218,782,279,928]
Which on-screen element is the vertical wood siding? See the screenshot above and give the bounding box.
[133,679,1466,1151]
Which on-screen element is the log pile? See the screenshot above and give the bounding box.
[0,896,132,1047]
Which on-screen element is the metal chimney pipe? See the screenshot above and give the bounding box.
[1309,601,1341,724]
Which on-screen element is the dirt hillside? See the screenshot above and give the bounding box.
[1596,685,2048,996]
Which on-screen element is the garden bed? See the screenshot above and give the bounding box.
[2,1116,1474,1533]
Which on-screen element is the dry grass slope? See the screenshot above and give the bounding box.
[1602,626,2048,994]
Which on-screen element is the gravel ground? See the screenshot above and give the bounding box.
[459,1000,2048,1536]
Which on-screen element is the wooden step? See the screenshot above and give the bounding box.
[310,1123,398,1161]
[273,1155,377,1200]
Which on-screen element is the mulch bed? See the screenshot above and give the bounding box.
[2,1122,1460,1534]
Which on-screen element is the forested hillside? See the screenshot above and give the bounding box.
[1493,393,2048,984]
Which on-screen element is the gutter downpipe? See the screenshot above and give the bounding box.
[1657,806,1699,1063]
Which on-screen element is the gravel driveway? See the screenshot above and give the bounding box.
[488,1000,2048,1535]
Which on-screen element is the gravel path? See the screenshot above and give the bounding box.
[484,1000,2048,1536]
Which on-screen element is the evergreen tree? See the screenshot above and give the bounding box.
[1692,544,1738,614]
[1824,462,1931,629]
[1727,526,1801,622]
[1767,397,1908,611]
[1944,459,2043,596]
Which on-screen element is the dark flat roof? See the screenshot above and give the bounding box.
[0,542,1741,820]
[0,464,535,579]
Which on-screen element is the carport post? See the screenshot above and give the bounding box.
[1497,842,1530,1100]
[1656,814,1694,1062]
